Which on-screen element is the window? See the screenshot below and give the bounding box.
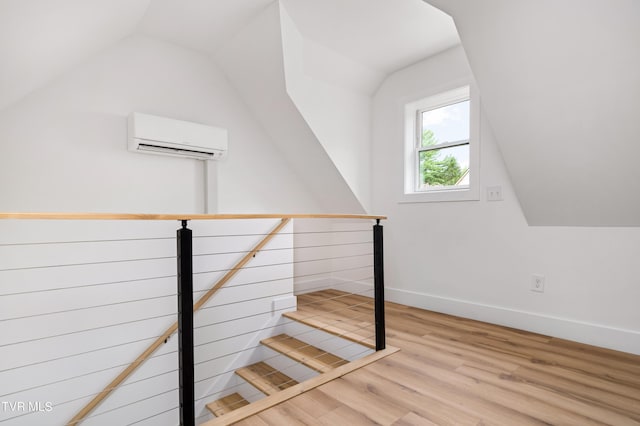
[403,85,479,202]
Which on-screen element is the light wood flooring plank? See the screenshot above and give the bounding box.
[337,366,483,425]
[393,412,439,426]
[206,393,249,417]
[261,334,349,373]
[457,363,636,425]
[232,290,640,426]
[283,310,376,349]
[236,362,297,395]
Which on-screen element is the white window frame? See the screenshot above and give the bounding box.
[401,83,480,203]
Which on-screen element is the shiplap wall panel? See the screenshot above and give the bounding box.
[130,407,178,426]
[1,335,174,402]
[88,371,179,421]
[190,220,295,419]
[0,258,177,295]
[0,217,376,424]
[193,263,293,293]
[0,276,175,321]
[197,278,292,310]
[0,218,294,425]
[293,219,374,295]
[0,220,176,245]
[193,292,282,329]
[0,239,175,271]
[0,219,179,425]
[83,388,179,426]
[192,248,293,276]
[1,296,176,346]
[194,312,273,349]
[0,315,175,375]
[193,232,292,256]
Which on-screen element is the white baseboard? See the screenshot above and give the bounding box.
[386,287,640,355]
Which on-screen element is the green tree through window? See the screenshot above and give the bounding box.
[419,130,467,187]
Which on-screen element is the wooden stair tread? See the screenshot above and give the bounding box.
[206,393,249,417]
[236,362,298,395]
[283,311,376,349]
[261,334,349,373]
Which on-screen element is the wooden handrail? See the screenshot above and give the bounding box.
[67,218,292,425]
[0,212,386,221]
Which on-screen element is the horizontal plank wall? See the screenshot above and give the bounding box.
[0,218,295,425]
[191,219,295,424]
[293,219,374,297]
[0,219,178,426]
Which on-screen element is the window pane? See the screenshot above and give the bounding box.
[420,100,470,148]
[418,144,469,189]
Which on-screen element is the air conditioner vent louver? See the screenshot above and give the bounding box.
[137,143,221,160]
[128,113,227,161]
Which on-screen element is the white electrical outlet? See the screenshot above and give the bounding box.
[487,186,503,201]
[531,274,545,293]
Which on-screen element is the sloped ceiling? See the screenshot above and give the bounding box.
[0,0,150,112]
[280,0,459,75]
[0,0,458,124]
[138,0,273,55]
[137,0,458,83]
[215,2,365,214]
[426,0,640,226]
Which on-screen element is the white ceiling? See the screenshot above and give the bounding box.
[138,0,274,55]
[279,0,459,74]
[139,0,459,74]
[0,0,460,112]
[0,0,150,112]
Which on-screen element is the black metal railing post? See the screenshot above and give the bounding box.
[373,219,386,351]
[177,220,195,426]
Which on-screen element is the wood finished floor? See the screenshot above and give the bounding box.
[234,290,640,426]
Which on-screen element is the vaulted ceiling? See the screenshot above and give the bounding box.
[279,0,458,75]
[0,0,458,113]
[4,1,637,225]
[0,0,150,111]
[138,0,273,55]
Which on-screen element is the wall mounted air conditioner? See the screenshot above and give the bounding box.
[127,112,228,160]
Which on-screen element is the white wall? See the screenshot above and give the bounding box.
[372,46,640,354]
[0,34,319,214]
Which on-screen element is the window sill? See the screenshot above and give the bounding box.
[399,187,479,203]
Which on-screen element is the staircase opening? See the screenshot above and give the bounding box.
[0,213,394,426]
